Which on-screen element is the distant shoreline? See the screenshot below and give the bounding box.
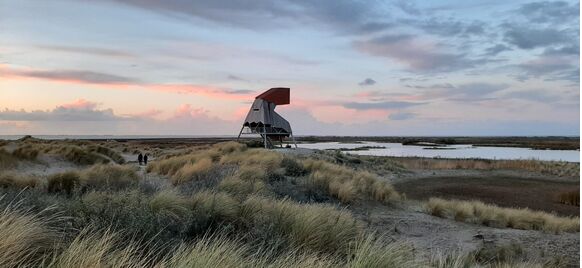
[1,135,579,150]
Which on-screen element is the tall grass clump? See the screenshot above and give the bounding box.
[48,229,151,268]
[347,234,417,268]
[0,207,58,267]
[302,159,400,204]
[426,198,579,233]
[558,190,579,206]
[88,145,126,164]
[171,157,213,184]
[47,171,80,195]
[51,145,110,165]
[0,149,19,169]
[149,190,190,220]
[240,195,361,255]
[0,172,40,189]
[81,164,139,191]
[11,144,41,160]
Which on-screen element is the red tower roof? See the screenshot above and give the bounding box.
[255,87,290,105]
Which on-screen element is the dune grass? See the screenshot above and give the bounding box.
[426,198,579,233]
[0,149,19,169]
[81,164,139,191]
[302,159,400,204]
[0,172,40,189]
[0,207,58,267]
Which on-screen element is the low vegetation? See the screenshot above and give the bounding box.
[0,139,575,267]
[558,190,579,206]
[426,198,579,233]
[393,157,579,177]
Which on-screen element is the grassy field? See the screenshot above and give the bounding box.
[0,138,578,267]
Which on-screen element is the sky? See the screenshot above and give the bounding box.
[0,0,579,136]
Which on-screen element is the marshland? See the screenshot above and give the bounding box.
[0,136,578,267]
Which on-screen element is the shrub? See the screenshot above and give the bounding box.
[81,164,140,191]
[426,198,579,233]
[47,171,80,195]
[0,173,40,189]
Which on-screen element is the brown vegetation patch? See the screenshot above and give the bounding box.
[395,175,579,216]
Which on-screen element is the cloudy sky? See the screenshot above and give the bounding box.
[0,0,579,136]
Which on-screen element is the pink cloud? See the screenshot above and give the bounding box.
[59,99,99,110]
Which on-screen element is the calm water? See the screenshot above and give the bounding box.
[299,142,580,163]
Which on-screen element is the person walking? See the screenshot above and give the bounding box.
[138,153,143,165]
[143,154,148,165]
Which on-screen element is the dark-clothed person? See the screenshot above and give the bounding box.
[138,153,143,165]
[143,154,148,165]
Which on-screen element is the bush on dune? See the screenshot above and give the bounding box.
[426,198,579,233]
[81,164,139,191]
[302,159,400,204]
[558,190,579,206]
[171,157,213,184]
[240,195,361,255]
[47,171,80,195]
[0,172,40,190]
[0,149,18,169]
[88,145,126,164]
[11,144,41,160]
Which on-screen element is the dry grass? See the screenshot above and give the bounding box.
[426,198,579,233]
[0,149,19,169]
[0,172,40,189]
[190,190,240,221]
[171,157,213,184]
[240,195,361,254]
[0,207,58,267]
[302,159,400,204]
[149,190,190,220]
[81,164,140,191]
[218,174,268,197]
[47,171,80,195]
[393,157,579,177]
[11,144,41,160]
[87,145,126,164]
[348,234,417,268]
[48,229,150,268]
[557,190,579,206]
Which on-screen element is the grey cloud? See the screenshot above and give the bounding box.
[483,44,512,56]
[36,45,134,58]
[227,74,246,81]
[515,55,579,83]
[409,17,486,37]
[13,70,136,84]
[503,25,573,49]
[503,90,562,102]
[223,89,255,94]
[0,107,131,122]
[517,1,579,24]
[109,0,392,34]
[388,112,416,120]
[343,101,424,110]
[358,78,376,86]
[543,45,579,56]
[353,34,478,72]
[394,0,421,15]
